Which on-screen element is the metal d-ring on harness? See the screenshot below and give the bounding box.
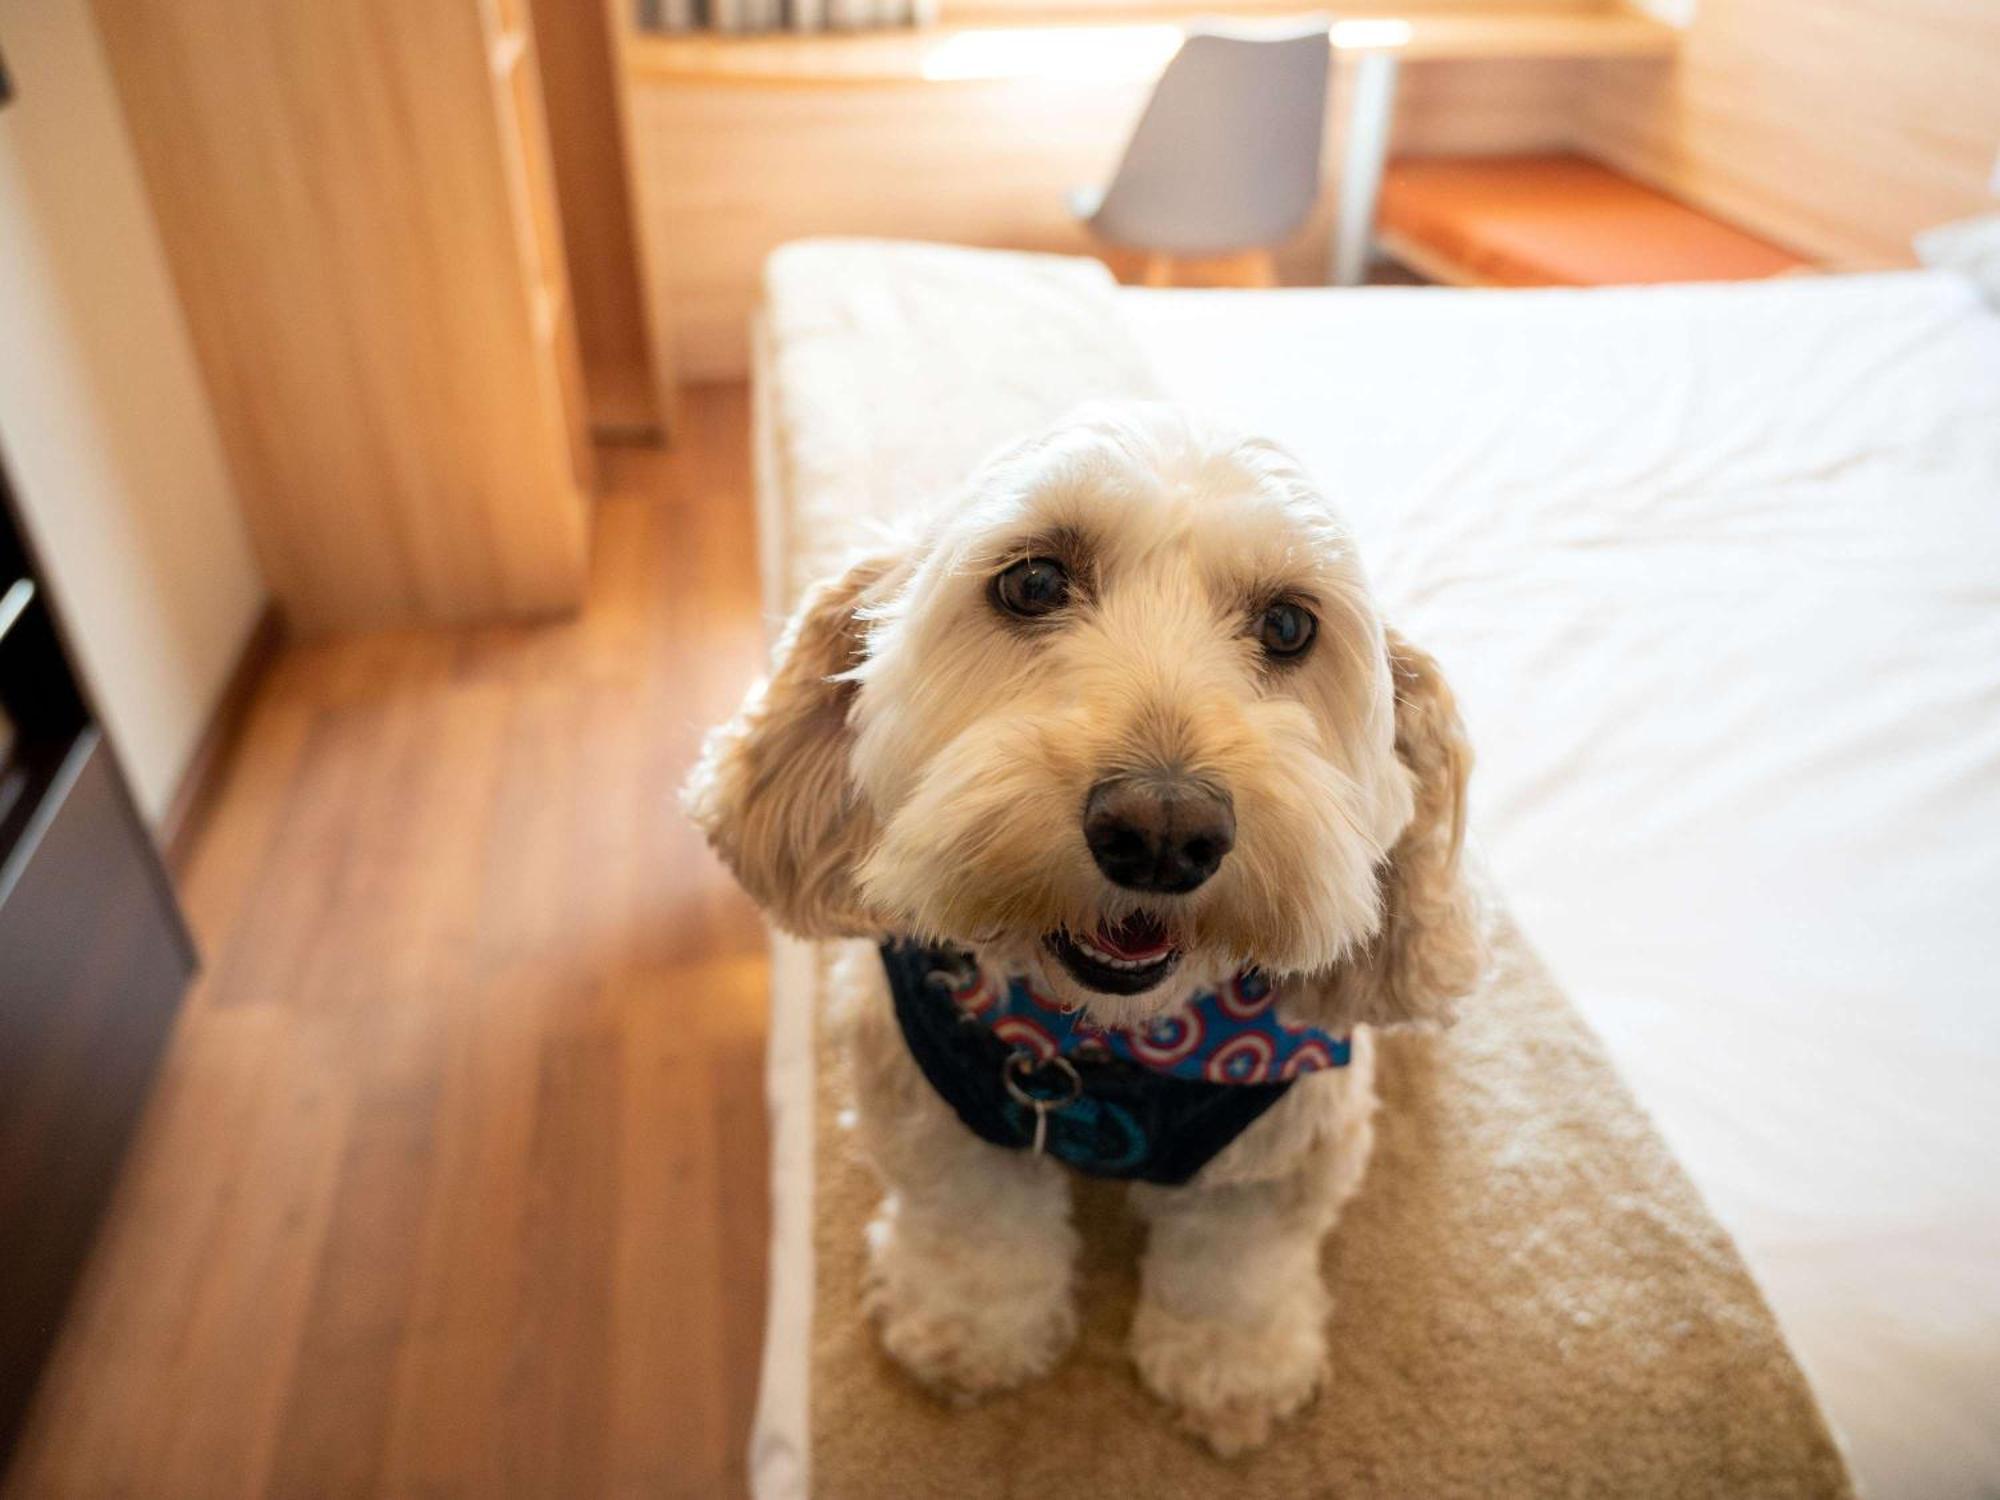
[1002,1051,1084,1157]
[888,940,1318,1184]
[926,955,1085,1156]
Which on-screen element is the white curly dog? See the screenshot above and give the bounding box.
[687,401,1480,1453]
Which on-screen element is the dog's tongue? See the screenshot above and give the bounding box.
[1093,913,1176,962]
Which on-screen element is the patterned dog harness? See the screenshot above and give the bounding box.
[881,940,1351,1187]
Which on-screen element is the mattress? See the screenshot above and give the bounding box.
[748,250,2000,1499]
[1121,271,2000,1500]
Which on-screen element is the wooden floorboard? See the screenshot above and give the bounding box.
[2,386,773,1500]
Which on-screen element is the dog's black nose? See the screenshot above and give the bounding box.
[1083,776,1235,894]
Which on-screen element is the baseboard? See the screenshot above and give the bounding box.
[160,602,285,876]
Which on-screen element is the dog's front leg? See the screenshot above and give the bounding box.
[840,952,1080,1400]
[1128,1128,1365,1456]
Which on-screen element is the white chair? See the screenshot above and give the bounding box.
[1070,22,1332,286]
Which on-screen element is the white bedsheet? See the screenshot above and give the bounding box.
[1124,272,2000,1500]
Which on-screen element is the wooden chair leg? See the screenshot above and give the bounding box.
[1111,248,1281,289]
[1232,249,1279,288]
[1093,246,1138,283]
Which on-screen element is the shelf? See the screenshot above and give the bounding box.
[0,577,32,644]
[0,725,92,909]
[623,5,1678,85]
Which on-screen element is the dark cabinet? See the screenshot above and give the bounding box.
[0,455,196,1461]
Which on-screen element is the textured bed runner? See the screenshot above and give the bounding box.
[757,240,1852,1499]
[807,915,1851,1498]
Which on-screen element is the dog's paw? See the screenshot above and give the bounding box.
[1130,1298,1328,1456]
[863,1212,1077,1400]
[869,1288,1076,1402]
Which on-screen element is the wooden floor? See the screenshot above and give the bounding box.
[3,388,775,1499]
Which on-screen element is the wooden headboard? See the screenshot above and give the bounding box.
[1579,0,2000,268]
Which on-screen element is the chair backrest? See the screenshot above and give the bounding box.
[1090,23,1332,257]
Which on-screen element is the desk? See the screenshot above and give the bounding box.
[627,7,1676,285]
[618,7,1680,376]
[625,10,1677,84]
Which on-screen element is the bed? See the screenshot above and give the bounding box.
[747,243,2000,1500]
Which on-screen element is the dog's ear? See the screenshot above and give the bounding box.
[1289,627,1484,1031]
[683,548,904,939]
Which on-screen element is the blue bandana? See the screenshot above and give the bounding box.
[939,961,1352,1084]
[881,942,1350,1186]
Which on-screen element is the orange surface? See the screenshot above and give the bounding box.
[1378,155,1809,287]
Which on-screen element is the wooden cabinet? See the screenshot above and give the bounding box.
[0,462,196,1462]
[91,1,595,632]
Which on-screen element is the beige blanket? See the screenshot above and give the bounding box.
[756,240,1853,1499]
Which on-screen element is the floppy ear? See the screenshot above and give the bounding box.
[682,549,903,939]
[1290,626,1484,1031]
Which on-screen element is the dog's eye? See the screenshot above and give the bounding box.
[1257,601,1316,660]
[993,557,1072,618]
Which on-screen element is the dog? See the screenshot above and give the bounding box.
[686,401,1481,1454]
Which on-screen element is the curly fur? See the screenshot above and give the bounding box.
[684,402,1481,1451]
[684,550,905,936]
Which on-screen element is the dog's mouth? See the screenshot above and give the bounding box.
[1044,914,1182,996]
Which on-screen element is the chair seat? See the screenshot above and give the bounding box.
[1378,155,1809,286]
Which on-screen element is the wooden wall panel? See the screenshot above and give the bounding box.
[1579,0,2000,267]
[529,0,662,436]
[91,2,591,632]
[627,57,1582,380]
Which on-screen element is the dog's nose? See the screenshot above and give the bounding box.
[1083,776,1235,894]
